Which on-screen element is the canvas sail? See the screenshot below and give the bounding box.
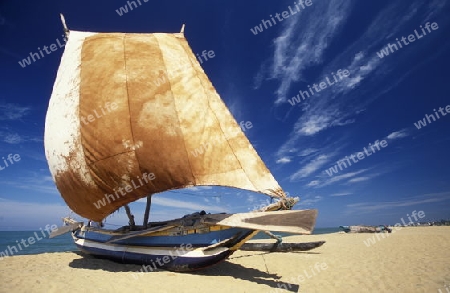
[45,30,286,221]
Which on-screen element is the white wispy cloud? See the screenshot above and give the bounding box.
[386,129,410,140]
[318,169,369,187]
[276,157,291,164]
[306,180,320,187]
[295,114,334,136]
[0,103,31,121]
[298,195,323,207]
[0,128,42,145]
[268,0,447,164]
[347,177,371,183]
[318,127,408,184]
[290,154,330,181]
[298,148,318,157]
[345,192,450,214]
[330,192,353,197]
[261,1,354,104]
[3,133,23,144]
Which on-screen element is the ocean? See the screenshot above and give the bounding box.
[0,231,76,257]
[0,227,339,257]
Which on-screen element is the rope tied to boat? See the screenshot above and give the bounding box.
[263,231,283,244]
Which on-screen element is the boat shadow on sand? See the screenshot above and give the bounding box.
[193,260,299,292]
[68,251,314,292]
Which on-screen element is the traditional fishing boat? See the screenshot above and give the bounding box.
[339,225,392,233]
[45,15,320,272]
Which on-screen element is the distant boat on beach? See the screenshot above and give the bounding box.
[339,225,392,233]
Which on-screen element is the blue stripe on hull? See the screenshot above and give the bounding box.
[76,227,253,247]
[75,243,233,272]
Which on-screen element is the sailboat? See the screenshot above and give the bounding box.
[45,15,320,272]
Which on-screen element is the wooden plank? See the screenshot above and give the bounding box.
[201,234,240,251]
[239,241,325,252]
[203,209,318,234]
[106,225,176,243]
[49,223,81,238]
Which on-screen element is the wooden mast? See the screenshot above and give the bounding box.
[59,13,70,38]
[143,195,152,229]
[124,205,135,230]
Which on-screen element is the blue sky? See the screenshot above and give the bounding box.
[0,0,449,230]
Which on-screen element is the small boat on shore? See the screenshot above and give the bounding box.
[339,225,392,233]
[239,240,325,252]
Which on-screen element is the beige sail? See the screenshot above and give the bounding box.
[45,30,286,221]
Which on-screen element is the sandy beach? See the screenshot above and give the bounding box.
[0,226,449,293]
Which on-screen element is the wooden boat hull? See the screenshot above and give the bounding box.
[74,226,252,247]
[71,227,255,272]
[61,209,319,271]
[74,237,235,272]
